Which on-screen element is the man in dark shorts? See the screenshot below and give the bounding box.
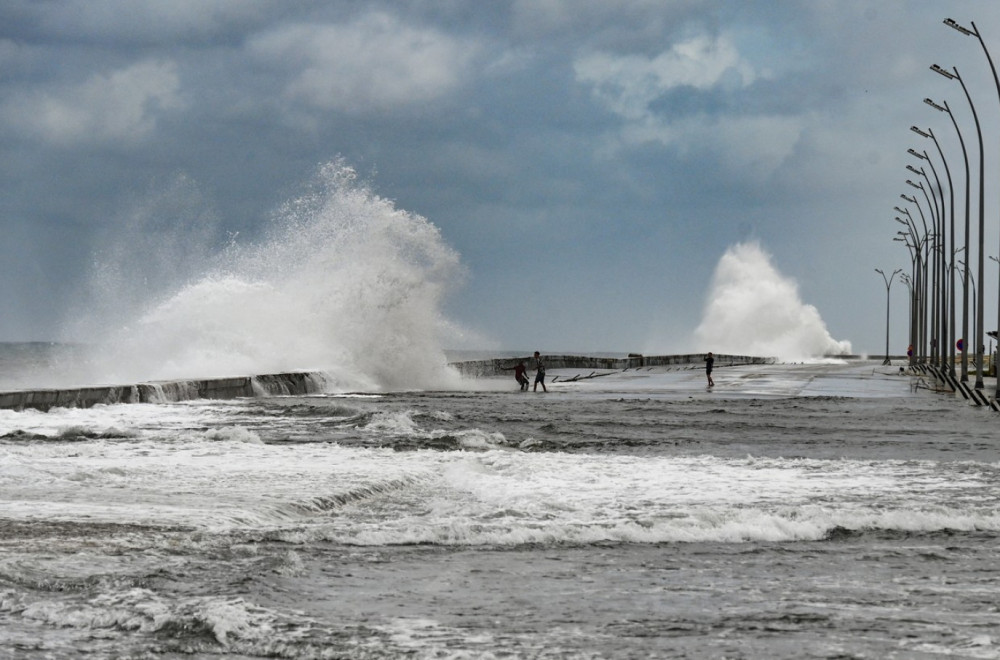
[705,352,715,387]
[533,351,548,392]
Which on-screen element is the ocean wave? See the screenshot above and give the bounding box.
[286,504,1000,548]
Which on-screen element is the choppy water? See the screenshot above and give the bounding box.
[2,360,999,659]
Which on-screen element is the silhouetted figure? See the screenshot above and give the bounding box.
[500,360,530,390]
[514,361,529,390]
[705,352,715,387]
[533,351,547,393]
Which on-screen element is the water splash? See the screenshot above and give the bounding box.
[694,242,851,360]
[71,160,465,390]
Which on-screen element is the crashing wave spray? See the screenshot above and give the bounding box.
[74,160,465,390]
[694,242,851,360]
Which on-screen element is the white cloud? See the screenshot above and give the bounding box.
[5,60,183,145]
[575,34,757,120]
[575,34,801,178]
[250,12,478,114]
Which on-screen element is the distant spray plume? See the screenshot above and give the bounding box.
[694,242,851,360]
[69,160,467,390]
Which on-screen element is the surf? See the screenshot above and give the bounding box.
[694,242,852,361]
[60,160,466,392]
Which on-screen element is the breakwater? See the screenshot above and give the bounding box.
[0,372,328,412]
[449,353,774,378]
[0,354,774,412]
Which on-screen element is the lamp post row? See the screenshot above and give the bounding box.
[887,16,997,395]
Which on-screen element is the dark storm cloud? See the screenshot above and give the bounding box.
[0,0,998,354]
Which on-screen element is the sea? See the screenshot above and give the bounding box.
[2,346,999,659]
[3,163,998,658]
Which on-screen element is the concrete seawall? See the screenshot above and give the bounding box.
[0,354,774,412]
[0,372,329,412]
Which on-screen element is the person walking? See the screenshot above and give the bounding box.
[533,351,548,392]
[705,352,715,387]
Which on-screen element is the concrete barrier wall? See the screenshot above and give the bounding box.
[0,354,776,412]
[448,353,775,378]
[0,372,328,412]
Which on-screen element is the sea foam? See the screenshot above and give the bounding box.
[67,160,465,391]
[695,241,851,360]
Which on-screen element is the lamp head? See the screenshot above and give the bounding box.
[924,98,948,112]
[944,18,976,36]
[931,64,957,80]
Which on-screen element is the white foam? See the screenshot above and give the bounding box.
[62,160,466,391]
[695,242,852,360]
[3,398,997,546]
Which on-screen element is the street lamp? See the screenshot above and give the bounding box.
[959,259,977,371]
[876,268,902,365]
[931,62,986,388]
[944,18,1000,397]
[906,179,940,366]
[924,98,972,382]
[911,131,956,379]
[900,271,915,362]
[894,229,922,366]
[896,204,929,364]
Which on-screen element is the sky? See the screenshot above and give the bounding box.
[4,0,1000,358]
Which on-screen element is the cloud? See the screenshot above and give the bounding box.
[617,112,804,180]
[4,59,183,145]
[574,34,804,179]
[249,12,478,115]
[575,34,757,120]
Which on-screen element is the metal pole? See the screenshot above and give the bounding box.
[925,99,971,381]
[876,268,901,365]
[932,63,986,388]
[966,20,1000,396]
[924,150,953,377]
[908,181,938,366]
[900,198,930,364]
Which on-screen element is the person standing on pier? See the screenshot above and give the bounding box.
[533,351,548,393]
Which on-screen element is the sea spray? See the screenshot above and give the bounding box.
[70,160,466,390]
[694,242,851,360]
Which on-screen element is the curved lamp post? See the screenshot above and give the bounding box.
[959,258,977,370]
[894,230,921,366]
[931,62,986,388]
[910,138,956,378]
[876,268,902,365]
[900,271,915,361]
[907,165,946,369]
[900,196,932,363]
[906,180,940,366]
[944,18,1000,396]
[924,99,972,381]
[893,270,915,358]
